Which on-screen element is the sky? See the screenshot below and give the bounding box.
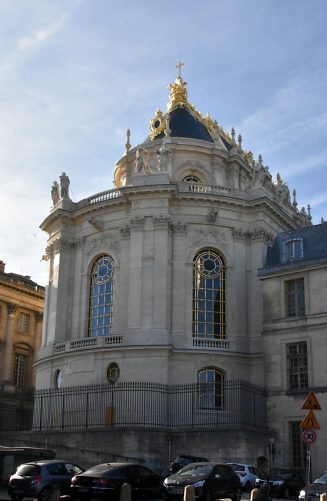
[1,0,327,285]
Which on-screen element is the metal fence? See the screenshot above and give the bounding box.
[32,380,266,431]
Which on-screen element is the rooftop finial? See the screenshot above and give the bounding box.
[125,129,131,154]
[176,60,184,79]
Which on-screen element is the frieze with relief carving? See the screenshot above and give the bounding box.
[86,236,119,256]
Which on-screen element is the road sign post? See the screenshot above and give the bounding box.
[300,391,321,501]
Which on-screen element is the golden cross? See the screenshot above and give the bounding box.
[176,60,184,78]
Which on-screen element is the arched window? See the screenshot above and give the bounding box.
[182,174,201,183]
[198,367,225,409]
[193,249,225,338]
[88,255,114,337]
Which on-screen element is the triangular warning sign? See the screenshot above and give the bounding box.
[301,392,321,410]
[300,410,320,429]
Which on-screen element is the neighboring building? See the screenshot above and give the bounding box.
[0,260,44,430]
[259,223,327,473]
[32,72,326,473]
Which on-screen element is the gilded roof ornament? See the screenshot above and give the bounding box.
[167,76,189,112]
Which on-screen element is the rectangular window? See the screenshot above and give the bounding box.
[13,354,27,388]
[289,421,306,468]
[285,239,303,262]
[286,279,305,317]
[18,312,30,333]
[286,342,308,390]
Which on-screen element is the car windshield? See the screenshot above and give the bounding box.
[314,473,327,484]
[178,464,212,477]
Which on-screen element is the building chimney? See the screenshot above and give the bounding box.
[0,261,6,273]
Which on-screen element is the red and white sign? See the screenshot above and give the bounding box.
[302,429,317,445]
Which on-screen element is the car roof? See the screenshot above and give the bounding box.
[23,460,70,465]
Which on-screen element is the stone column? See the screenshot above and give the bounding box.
[152,216,171,341]
[171,222,188,347]
[1,303,18,383]
[127,217,145,332]
[34,312,43,353]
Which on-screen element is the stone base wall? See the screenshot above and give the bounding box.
[0,427,269,476]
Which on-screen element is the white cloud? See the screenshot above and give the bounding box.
[0,15,66,78]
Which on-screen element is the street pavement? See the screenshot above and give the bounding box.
[0,487,253,501]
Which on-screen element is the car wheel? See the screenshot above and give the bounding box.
[232,488,242,501]
[38,487,53,501]
[244,481,251,492]
[205,489,213,501]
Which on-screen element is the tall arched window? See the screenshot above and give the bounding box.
[193,249,225,338]
[198,367,225,409]
[88,255,114,337]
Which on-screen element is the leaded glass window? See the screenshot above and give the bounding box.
[88,255,114,337]
[18,312,30,333]
[182,175,201,183]
[193,249,225,338]
[198,367,225,409]
[286,341,308,390]
[286,278,305,317]
[13,354,27,388]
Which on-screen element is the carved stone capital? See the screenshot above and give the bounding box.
[154,215,171,229]
[232,227,274,244]
[120,225,131,238]
[7,303,18,315]
[35,312,44,323]
[171,221,188,235]
[130,216,145,230]
[42,237,83,260]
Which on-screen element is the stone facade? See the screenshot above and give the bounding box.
[0,261,44,389]
[34,74,325,474]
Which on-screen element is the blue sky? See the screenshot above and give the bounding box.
[1,0,327,285]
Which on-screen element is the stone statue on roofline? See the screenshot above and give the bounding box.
[60,172,71,199]
[157,141,171,172]
[51,181,60,206]
[135,146,151,174]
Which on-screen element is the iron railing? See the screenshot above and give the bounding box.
[32,380,266,431]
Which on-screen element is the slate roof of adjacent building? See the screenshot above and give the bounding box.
[262,223,327,271]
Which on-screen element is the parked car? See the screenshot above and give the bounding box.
[168,455,209,475]
[299,470,327,501]
[255,468,304,498]
[227,463,265,491]
[8,460,84,501]
[163,462,242,501]
[70,462,163,500]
